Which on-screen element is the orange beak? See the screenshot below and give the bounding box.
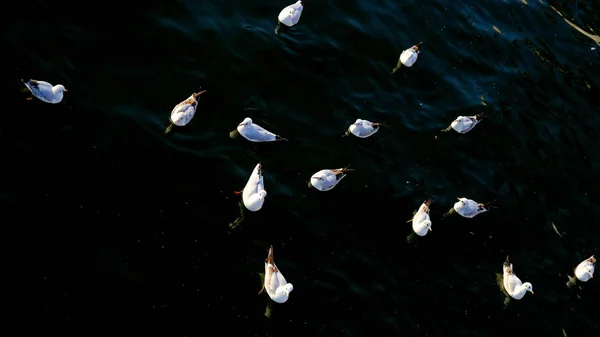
[64,89,69,92]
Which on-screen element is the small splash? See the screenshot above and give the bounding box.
[229,129,240,139]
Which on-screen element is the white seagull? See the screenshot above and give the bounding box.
[502,256,534,300]
[234,163,267,212]
[443,114,483,134]
[347,119,384,138]
[165,89,206,134]
[22,79,68,104]
[309,166,353,191]
[259,246,294,303]
[453,197,488,218]
[278,1,304,27]
[574,255,595,282]
[236,117,288,142]
[392,42,422,73]
[408,200,433,236]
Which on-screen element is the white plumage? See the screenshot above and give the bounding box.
[240,163,267,212]
[309,167,353,191]
[449,115,482,134]
[502,256,534,300]
[410,200,432,236]
[348,119,383,138]
[574,255,595,282]
[399,45,420,67]
[236,117,288,142]
[278,1,304,27]
[453,197,488,218]
[170,90,205,125]
[22,79,67,104]
[260,246,293,303]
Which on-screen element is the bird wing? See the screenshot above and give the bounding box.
[243,167,262,199]
[253,123,277,138]
[27,81,56,102]
[275,270,288,287]
[265,263,280,294]
[503,263,522,294]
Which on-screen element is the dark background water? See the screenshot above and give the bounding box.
[4,0,600,336]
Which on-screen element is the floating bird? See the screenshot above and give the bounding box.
[407,200,433,236]
[309,166,353,191]
[453,197,488,218]
[392,42,422,73]
[574,255,595,282]
[22,79,68,104]
[235,117,288,142]
[259,246,294,303]
[278,1,304,27]
[346,119,384,138]
[442,114,483,134]
[165,89,206,134]
[234,163,267,212]
[502,256,534,300]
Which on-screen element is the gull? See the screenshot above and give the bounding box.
[453,197,488,218]
[392,42,423,73]
[346,119,384,138]
[235,117,288,142]
[165,89,206,134]
[22,79,68,104]
[502,255,534,300]
[309,166,353,191]
[278,1,304,27]
[442,114,483,134]
[407,200,433,236]
[259,246,293,303]
[234,163,267,212]
[568,255,595,287]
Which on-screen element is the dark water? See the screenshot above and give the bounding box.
[4,0,600,336]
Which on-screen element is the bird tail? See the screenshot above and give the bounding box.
[193,89,207,98]
[276,135,289,142]
[424,199,433,210]
[503,256,512,271]
[266,245,275,265]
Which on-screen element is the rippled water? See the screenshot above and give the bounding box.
[5,0,600,336]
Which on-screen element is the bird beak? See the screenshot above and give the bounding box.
[589,274,594,279]
[530,291,534,295]
[428,227,432,231]
[456,197,461,200]
[239,123,244,126]
[64,89,69,92]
